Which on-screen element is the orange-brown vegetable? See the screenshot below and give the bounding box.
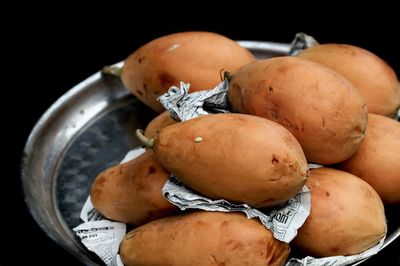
[122,32,256,112]
[90,150,177,226]
[138,113,308,208]
[338,114,400,204]
[120,211,290,266]
[297,44,400,117]
[228,56,368,164]
[293,167,386,257]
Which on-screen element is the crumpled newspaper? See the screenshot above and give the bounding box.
[73,214,125,266]
[288,32,319,56]
[158,80,230,121]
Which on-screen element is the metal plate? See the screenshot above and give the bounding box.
[21,41,400,265]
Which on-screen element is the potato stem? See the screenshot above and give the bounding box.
[223,71,233,82]
[101,66,122,77]
[136,129,154,149]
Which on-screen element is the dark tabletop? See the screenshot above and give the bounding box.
[3,1,400,265]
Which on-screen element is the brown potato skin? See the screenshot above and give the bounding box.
[121,31,256,112]
[338,114,400,204]
[297,44,400,117]
[144,111,177,139]
[293,167,387,257]
[90,150,177,226]
[228,56,368,164]
[153,113,308,208]
[120,211,290,266]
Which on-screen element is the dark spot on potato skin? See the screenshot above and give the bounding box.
[330,246,340,254]
[325,191,330,197]
[119,166,126,175]
[136,90,144,96]
[272,154,279,165]
[138,56,145,64]
[268,86,274,93]
[143,83,148,93]
[196,220,208,226]
[148,166,156,174]
[159,73,175,88]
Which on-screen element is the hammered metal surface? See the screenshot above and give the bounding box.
[56,98,155,229]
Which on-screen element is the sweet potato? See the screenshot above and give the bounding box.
[122,32,256,112]
[338,114,400,204]
[293,167,386,257]
[144,111,177,139]
[297,44,400,117]
[228,56,368,164]
[138,113,308,208]
[119,211,290,266]
[90,150,177,226]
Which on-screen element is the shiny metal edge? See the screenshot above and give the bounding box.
[21,60,127,265]
[237,40,291,54]
[21,72,107,265]
[383,227,400,248]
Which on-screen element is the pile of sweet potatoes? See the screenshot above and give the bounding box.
[91,32,400,266]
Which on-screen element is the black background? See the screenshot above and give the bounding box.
[2,1,400,265]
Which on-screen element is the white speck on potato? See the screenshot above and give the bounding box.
[194,137,203,143]
[167,43,180,52]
